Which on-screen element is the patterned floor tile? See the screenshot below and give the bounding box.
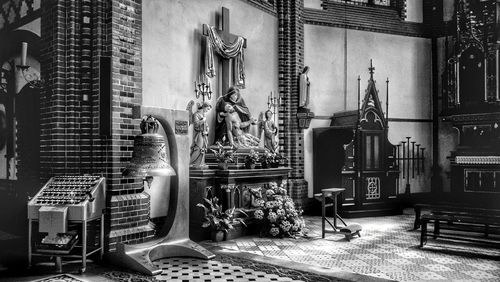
[412,271,448,280]
[367,248,394,254]
[396,251,425,259]
[354,254,382,260]
[341,259,370,267]
[386,258,415,265]
[429,257,461,264]
[373,265,405,273]
[469,262,500,271]
[204,214,500,282]
[460,270,500,279]
[422,264,454,272]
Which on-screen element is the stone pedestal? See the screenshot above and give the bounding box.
[189,167,291,241]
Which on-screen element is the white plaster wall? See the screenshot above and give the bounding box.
[304,24,433,196]
[143,0,278,146]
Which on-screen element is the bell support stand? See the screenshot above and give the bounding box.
[109,106,214,275]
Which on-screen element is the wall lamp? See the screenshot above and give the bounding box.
[16,42,46,89]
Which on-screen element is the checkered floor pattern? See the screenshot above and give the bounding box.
[207,214,500,282]
[151,257,330,282]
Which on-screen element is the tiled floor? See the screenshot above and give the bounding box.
[2,213,500,282]
[206,214,500,282]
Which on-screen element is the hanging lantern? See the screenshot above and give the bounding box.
[123,115,176,186]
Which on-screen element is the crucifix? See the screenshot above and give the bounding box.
[203,7,247,95]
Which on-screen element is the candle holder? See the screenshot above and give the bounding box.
[15,42,47,90]
[194,80,212,102]
[267,91,281,124]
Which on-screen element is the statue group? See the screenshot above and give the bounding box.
[189,86,279,168]
[215,86,261,148]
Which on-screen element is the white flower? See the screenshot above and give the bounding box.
[284,201,294,210]
[265,201,274,209]
[268,212,278,223]
[270,227,280,237]
[276,209,285,217]
[256,199,265,207]
[280,220,292,232]
[254,209,264,220]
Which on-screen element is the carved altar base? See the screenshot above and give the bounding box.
[189,167,291,241]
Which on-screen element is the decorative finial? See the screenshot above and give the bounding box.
[368,59,375,79]
[140,115,159,134]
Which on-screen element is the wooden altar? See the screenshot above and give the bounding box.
[313,63,400,217]
[441,0,500,208]
[189,167,291,241]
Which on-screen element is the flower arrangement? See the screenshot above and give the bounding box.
[197,197,247,233]
[260,150,274,168]
[272,153,288,167]
[244,149,260,168]
[253,182,305,238]
[210,142,235,168]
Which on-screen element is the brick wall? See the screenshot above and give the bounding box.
[39,0,153,252]
[277,0,309,208]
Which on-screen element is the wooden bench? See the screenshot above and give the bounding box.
[420,212,500,248]
[413,203,500,230]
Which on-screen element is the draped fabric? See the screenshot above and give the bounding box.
[205,25,246,88]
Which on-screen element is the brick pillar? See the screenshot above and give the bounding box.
[39,0,153,252]
[277,0,308,207]
[107,0,155,251]
[40,0,109,178]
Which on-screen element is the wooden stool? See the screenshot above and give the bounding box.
[314,188,362,241]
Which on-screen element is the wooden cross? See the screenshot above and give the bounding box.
[203,7,247,95]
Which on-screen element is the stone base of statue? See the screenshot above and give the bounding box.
[189,166,292,242]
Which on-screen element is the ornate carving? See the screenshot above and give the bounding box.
[366,177,380,200]
[443,0,500,110]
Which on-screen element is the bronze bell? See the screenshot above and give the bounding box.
[123,115,176,185]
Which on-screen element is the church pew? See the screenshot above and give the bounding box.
[420,212,500,248]
[413,203,500,230]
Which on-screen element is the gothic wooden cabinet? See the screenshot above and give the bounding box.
[313,64,399,217]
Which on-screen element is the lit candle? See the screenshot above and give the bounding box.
[21,42,28,66]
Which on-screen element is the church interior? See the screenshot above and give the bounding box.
[0,0,499,281]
